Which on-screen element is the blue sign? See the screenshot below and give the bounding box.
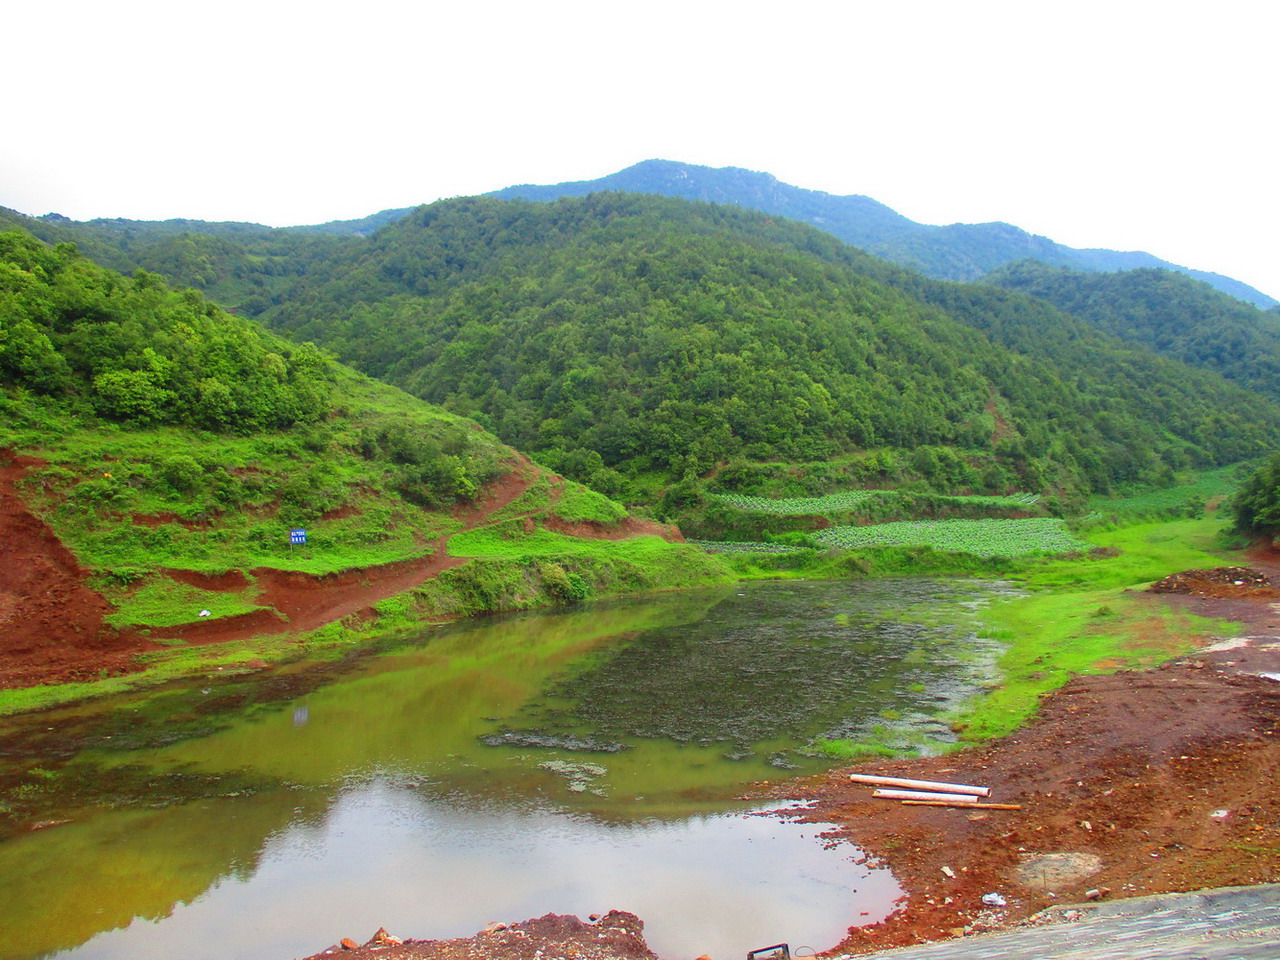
[289,528,307,545]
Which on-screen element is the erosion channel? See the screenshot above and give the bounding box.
[0,578,1018,960]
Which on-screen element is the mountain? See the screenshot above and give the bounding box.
[256,193,1280,498]
[983,261,1280,403]
[490,160,1277,308]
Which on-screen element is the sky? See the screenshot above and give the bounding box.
[5,0,1277,300]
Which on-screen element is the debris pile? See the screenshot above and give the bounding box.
[1148,566,1275,598]
[851,773,1021,811]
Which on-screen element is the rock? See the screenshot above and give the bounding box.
[1015,852,1104,893]
[366,927,401,945]
[981,892,1007,907]
[340,939,358,950]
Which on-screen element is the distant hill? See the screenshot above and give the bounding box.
[490,160,1277,308]
[984,261,1280,403]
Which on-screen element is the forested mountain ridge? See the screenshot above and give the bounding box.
[254,193,1280,497]
[983,261,1280,402]
[8,157,1272,310]
[489,160,1276,308]
[6,192,1280,507]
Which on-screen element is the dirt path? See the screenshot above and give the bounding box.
[779,564,1280,954]
[152,460,543,646]
[0,454,157,687]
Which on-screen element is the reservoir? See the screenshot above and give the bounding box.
[0,578,1012,960]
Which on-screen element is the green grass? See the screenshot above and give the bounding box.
[688,539,805,554]
[813,517,1087,557]
[552,481,628,524]
[1087,463,1248,517]
[952,515,1241,743]
[100,575,266,628]
[484,472,554,524]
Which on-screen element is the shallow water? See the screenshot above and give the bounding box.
[0,578,1013,960]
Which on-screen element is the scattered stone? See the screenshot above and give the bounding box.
[339,938,358,950]
[981,892,1007,908]
[365,927,401,946]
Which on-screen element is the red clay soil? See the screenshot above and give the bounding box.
[544,515,685,543]
[0,454,157,687]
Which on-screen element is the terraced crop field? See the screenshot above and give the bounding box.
[713,491,882,515]
[812,518,1087,558]
[688,539,804,554]
[715,491,1039,516]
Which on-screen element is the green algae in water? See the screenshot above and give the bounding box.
[487,578,1015,763]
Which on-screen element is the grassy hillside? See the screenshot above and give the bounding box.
[0,231,727,684]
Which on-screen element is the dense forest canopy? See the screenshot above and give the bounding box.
[6,192,1280,506]
[255,194,1280,494]
[1233,454,1280,538]
[983,261,1280,401]
[0,232,331,432]
[489,160,1277,308]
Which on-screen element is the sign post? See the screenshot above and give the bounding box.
[289,528,307,554]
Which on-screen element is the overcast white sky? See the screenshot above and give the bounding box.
[5,0,1276,300]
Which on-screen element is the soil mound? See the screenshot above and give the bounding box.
[301,911,655,960]
[1148,566,1277,598]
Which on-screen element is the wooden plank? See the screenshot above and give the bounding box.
[872,788,980,803]
[902,800,1022,810]
[850,773,991,797]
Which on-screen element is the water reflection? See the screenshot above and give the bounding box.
[56,782,891,960]
[0,579,1013,960]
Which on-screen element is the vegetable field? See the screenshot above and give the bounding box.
[688,540,805,554]
[715,491,1039,517]
[812,518,1088,558]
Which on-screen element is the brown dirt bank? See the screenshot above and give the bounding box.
[771,564,1280,954]
[0,452,157,687]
